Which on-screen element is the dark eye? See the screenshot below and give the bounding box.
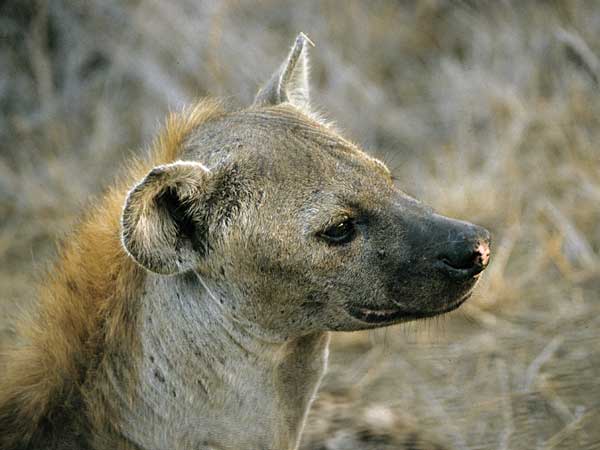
[320,218,356,245]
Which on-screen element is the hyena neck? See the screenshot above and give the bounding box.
[114,271,329,450]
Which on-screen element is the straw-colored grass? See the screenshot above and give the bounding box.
[1,1,599,448]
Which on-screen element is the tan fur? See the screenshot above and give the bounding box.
[0,100,224,449]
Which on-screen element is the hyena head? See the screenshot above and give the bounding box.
[121,34,491,338]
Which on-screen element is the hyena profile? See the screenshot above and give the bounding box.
[0,34,490,450]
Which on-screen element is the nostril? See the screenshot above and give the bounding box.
[441,251,479,270]
[437,240,491,279]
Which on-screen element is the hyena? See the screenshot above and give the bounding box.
[0,34,490,450]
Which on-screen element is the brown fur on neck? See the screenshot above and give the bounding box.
[0,99,224,449]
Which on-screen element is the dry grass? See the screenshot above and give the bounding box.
[1,0,599,449]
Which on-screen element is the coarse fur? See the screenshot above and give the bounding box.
[0,100,225,449]
[0,35,490,450]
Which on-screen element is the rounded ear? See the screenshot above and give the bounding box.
[121,161,210,275]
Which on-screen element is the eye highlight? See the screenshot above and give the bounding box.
[319,217,356,245]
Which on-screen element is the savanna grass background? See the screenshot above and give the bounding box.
[1,1,599,449]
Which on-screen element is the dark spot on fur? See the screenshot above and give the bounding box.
[66,278,77,292]
[149,355,155,363]
[154,369,165,383]
[172,389,177,398]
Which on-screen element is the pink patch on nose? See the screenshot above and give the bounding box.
[475,242,491,267]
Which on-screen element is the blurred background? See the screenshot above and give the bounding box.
[1,1,599,449]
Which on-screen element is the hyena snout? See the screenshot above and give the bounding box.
[432,217,491,281]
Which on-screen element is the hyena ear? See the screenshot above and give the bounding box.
[121,161,210,275]
[254,32,314,112]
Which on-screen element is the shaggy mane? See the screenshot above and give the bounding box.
[0,99,224,448]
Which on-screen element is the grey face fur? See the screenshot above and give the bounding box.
[119,34,491,449]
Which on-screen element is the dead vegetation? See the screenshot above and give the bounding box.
[1,1,599,449]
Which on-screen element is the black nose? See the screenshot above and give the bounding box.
[436,225,491,280]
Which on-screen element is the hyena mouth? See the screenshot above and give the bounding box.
[346,305,405,324]
[347,294,472,324]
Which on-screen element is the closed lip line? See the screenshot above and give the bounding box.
[435,259,487,278]
[345,293,472,324]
